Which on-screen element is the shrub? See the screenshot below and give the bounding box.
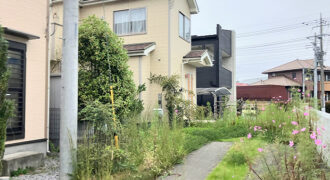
[0,25,14,173]
[78,16,143,123]
[226,151,247,166]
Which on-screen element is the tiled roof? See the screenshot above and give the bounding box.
[251,76,301,87]
[263,59,330,74]
[123,42,155,52]
[183,50,207,58]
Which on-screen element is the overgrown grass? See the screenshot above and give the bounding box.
[206,138,267,180]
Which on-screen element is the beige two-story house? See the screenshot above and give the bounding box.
[0,0,49,173]
[50,0,212,112]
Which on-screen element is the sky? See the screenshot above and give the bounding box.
[192,0,330,83]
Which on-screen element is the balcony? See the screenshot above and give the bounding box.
[219,67,232,89]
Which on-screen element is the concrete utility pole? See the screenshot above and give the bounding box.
[319,14,326,112]
[60,0,79,179]
[313,33,319,108]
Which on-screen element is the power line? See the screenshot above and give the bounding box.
[238,37,308,49]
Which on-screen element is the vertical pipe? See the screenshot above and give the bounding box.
[60,0,78,179]
[302,69,305,98]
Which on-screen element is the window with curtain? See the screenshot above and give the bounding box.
[179,12,191,42]
[114,8,146,36]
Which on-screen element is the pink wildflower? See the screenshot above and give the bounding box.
[292,130,299,135]
[317,128,322,136]
[261,107,265,111]
[247,133,252,139]
[294,156,297,159]
[291,121,298,126]
[258,148,263,152]
[323,145,327,149]
[322,127,326,131]
[289,141,294,147]
[304,112,309,116]
[272,120,276,123]
[315,139,322,146]
[301,128,306,132]
[307,93,311,97]
[298,89,301,92]
[310,132,316,140]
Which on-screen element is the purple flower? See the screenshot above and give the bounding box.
[310,132,316,140]
[301,128,306,132]
[315,139,322,146]
[292,130,299,135]
[289,141,294,147]
[291,121,298,126]
[258,148,263,152]
[247,133,252,139]
[304,112,309,116]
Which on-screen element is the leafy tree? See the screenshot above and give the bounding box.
[0,26,14,172]
[78,16,143,123]
[149,74,182,127]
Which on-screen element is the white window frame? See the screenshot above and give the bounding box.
[113,7,147,36]
[179,12,191,42]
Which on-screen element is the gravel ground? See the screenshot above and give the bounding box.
[12,155,59,180]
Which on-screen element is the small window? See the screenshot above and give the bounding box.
[114,8,146,36]
[179,12,191,42]
[271,73,276,77]
[6,41,26,141]
[292,72,296,79]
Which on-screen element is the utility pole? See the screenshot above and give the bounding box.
[60,0,79,179]
[319,14,326,112]
[313,33,319,108]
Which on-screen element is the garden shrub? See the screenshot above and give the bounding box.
[0,25,14,174]
[226,151,247,166]
[78,16,143,123]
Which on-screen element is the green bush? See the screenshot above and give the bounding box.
[226,151,247,166]
[78,16,143,123]
[0,25,14,174]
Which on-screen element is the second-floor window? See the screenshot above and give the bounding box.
[179,12,191,42]
[292,72,296,79]
[114,8,146,36]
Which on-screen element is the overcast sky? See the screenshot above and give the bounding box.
[192,0,330,83]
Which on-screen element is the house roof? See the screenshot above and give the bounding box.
[251,76,301,87]
[123,42,156,57]
[183,50,213,67]
[263,59,330,74]
[183,50,205,58]
[236,82,249,86]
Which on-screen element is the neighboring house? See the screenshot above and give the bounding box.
[238,77,300,103]
[0,0,49,174]
[49,0,212,113]
[262,59,330,101]
[191,25,236,111]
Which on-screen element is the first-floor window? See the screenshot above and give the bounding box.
[114,8,146,36]
[6,41,26,141]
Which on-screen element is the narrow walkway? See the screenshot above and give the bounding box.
[159,142,233,180]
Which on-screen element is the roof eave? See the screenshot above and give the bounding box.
[127,44,156,57]
[187,0,199,14]
[3,27,40,40]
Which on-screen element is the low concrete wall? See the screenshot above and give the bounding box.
[316,111,330,166]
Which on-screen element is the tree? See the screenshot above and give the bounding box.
[78,16,143,123]
[149,74,182,127]
[0,26,14,173]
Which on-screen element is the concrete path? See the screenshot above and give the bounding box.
[159,142,233,180]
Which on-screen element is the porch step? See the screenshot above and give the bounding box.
[1,151,44,176]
